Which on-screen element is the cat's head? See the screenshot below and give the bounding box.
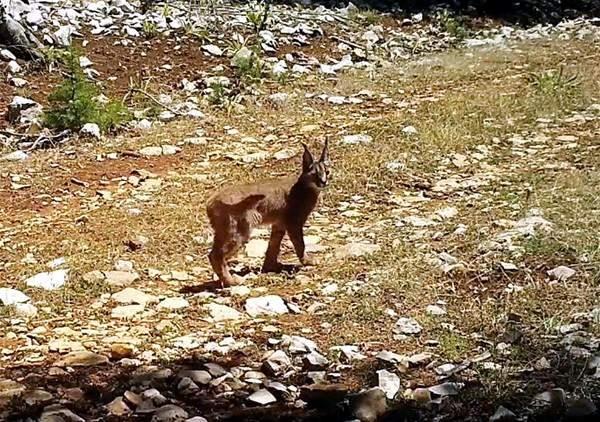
[301,139,330,190]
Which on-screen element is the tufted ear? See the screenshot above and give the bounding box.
[319,138,329,164]
[301,142,314,173]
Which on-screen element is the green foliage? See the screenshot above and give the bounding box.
[43,49,130,133]
[528,67,580,98]
[41,46,70,72]
[439,10,469,40]
[142,20,158,39]
[235,53,264,82]
[206,82,229,106]
[348,8,382,25]
[246,1,271,34]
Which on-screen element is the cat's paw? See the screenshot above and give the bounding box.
[220,275,244,288]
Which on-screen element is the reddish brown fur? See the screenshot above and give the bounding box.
[206,141,329,287]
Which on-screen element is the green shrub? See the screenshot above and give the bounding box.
[43,49,131,132]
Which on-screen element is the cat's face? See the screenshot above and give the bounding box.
[302,140,330,190]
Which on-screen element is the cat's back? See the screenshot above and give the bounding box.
[208,175,296,207]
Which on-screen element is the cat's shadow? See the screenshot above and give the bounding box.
[178,264,301,294]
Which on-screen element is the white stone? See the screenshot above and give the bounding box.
[335,242,380,259]
[205,303,244,322]
[139,146,163,157]
[245,295,289,317]
[426,305,446,316]
[402,125,418,135]
[79,56,93,68]
[547,266,576,281]
[80,123,101,139]
[1,49,17,61]
[25,269,68,290]
[157,297,189,310]
[202,44,223,56]
[247,389,277,405]
[54,25,74,46]
[112,288,158,306]
[1,150,28,161]
[342,134,373,144]
[14,303,37,318]
[161,145,181,155]
[394,317,422,334]
[8,60,21,73]
[111,304,145,319]
[0,288,30,305]
[245,239,268,258]
[377,369,400,399]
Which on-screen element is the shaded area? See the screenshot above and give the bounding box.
[272,0,600,24]
[1,350,598,421]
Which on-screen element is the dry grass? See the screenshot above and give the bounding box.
[1,35,600,409]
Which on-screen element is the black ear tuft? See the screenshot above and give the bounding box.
[302,142,314,172]
[319,138,329,164]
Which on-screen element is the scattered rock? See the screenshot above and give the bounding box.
[377,369,400,399]
[25,269,68,290]
[151,404,189,422]
[112,288,158,306]
[205,303,244,322]
[80,123,101,139]
[248,389,277,405]
[0,288,30,305]
[105,396,131,416]
[335,242,380,259]
[111,304,145,319]
[489,405,517,421]
[342,134,373,144]
[157,297,189,310]
[1,150,28,161]
[53,351,109,367]
[103,271,140,286]
[547,266,576,281]
[245,295,289,317]
[394,317,422,335]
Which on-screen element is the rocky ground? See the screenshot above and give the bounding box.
[1,1,600,421]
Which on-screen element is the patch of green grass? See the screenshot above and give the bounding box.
[437,331,473,361]
[142,20,159,39]
[43,48,131,132]
[439,10,469,40]
[349,8,382,25]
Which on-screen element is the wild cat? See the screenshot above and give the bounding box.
[206,140,330,287]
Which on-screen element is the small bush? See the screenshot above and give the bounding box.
[235,54,264,82]
[43,49,131,132]
[348,8,382,25]
[439,10,469,40]
[528,67,580,97]
[142,20,158,39]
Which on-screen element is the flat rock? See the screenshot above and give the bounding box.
[245,295,289,317]
[105,396,131,416]
[104,271,140,286]
[394,317,422,334]
[245,239,269,258]
[303,351,329,370]
[0,379,25,399]
[205,303,244,322]
[547,266,576,281]
[179,370,211,385]
[25,269,68,290]
[111,304,145,319]
[489,405,517,421]
[40,405,85,422]
[0,287,30,305]
[2,150,28,161]
[426,305,446,316]
[53,351,109,367]
[139,146,163,157]
[151,404,189,422]
[377,369,400,399]
[342,134,373,144]
[248,389,277,405]
[335,242,380,259]
[23,389,53,405]
[112,288,158,305]
[157,297,189,310]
